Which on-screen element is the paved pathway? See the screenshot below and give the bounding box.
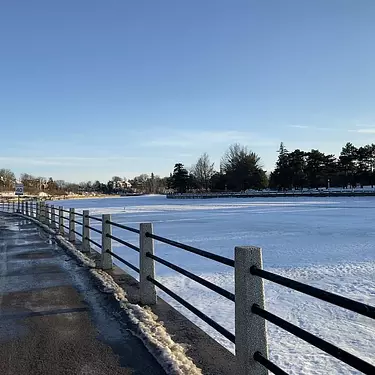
[0,213,165,375]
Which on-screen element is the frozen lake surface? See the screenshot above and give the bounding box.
[53,195,375,374]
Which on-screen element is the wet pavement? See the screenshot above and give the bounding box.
[0,213,165,375]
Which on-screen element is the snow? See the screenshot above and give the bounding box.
[90,269,202,375]
[51,195,375,374]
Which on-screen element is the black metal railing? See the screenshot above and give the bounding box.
[71,229,82,237]
[86,237,101,248]
[147,276,235,343]
[85,225,102,234]
[106,220,140,234]
[88,215,102,222]
[106,250,140,273]
[253,305,374,374]
[145,232,235,267]
[146,252,234,302]
[253,352,288,375]
[106,233,140,252]
[138,231,236,345]
[250,267,375,374]
[250,266,375,319]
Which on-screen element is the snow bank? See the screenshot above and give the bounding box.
[55,235,96,268]
[91,269,202,375]
[19,213,201,375]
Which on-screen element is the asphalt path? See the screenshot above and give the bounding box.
[0,213,165,375]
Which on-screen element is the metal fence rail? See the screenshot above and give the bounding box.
[71,229,82,237]
[106,233,139,252]
[85,225,102,234]
[253,352,288,375]
[147,275,235,343]
[250,266,375,319]
[88,215,102,222]
[86,237,101,248]
[106,220,140,234]
[106,250,140,273]
[147,252,235,302]
[146,232,235,267]
[252,304,375,374]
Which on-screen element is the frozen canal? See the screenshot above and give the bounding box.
[52,195,375,374]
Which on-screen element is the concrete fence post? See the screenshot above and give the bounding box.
[101,214,112,269]
[59,206,64,235]
[50,205,56,229]
[82,210,90,253]
[69,208,75,242]
[45,204,50,226]
[41,202,47,224]
[40,202,44,222]
[235,246,268,375]
[139,223,157,305]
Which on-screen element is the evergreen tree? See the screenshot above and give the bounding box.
[171,163,189,193]
[270,142,291,190]
[339,142,358,188]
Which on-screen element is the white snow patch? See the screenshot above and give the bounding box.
[55,235,96,268]
[90,269,202,375]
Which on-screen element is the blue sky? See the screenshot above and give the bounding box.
[1,1,375,182]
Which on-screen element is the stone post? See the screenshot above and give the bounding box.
[235,246,268,375]
[139,223,157,305]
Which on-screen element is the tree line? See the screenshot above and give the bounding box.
[0,170,169,195]
[269,142,375,190]
[1,141,374,195]
[169,144,267,193]
[169,142,375,193]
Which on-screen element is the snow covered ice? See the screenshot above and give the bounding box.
[54,195,375,374]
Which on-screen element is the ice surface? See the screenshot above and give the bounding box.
[51,195,375,374]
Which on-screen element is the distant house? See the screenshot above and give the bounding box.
[115,180,132,190]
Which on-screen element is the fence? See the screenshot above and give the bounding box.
[0,199,374,375]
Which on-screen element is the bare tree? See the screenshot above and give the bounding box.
[191,153,215,191]
[0,169,16,191]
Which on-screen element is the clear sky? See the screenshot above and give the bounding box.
[1,0,375,182]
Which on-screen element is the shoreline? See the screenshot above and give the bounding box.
[167,191,375,199]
